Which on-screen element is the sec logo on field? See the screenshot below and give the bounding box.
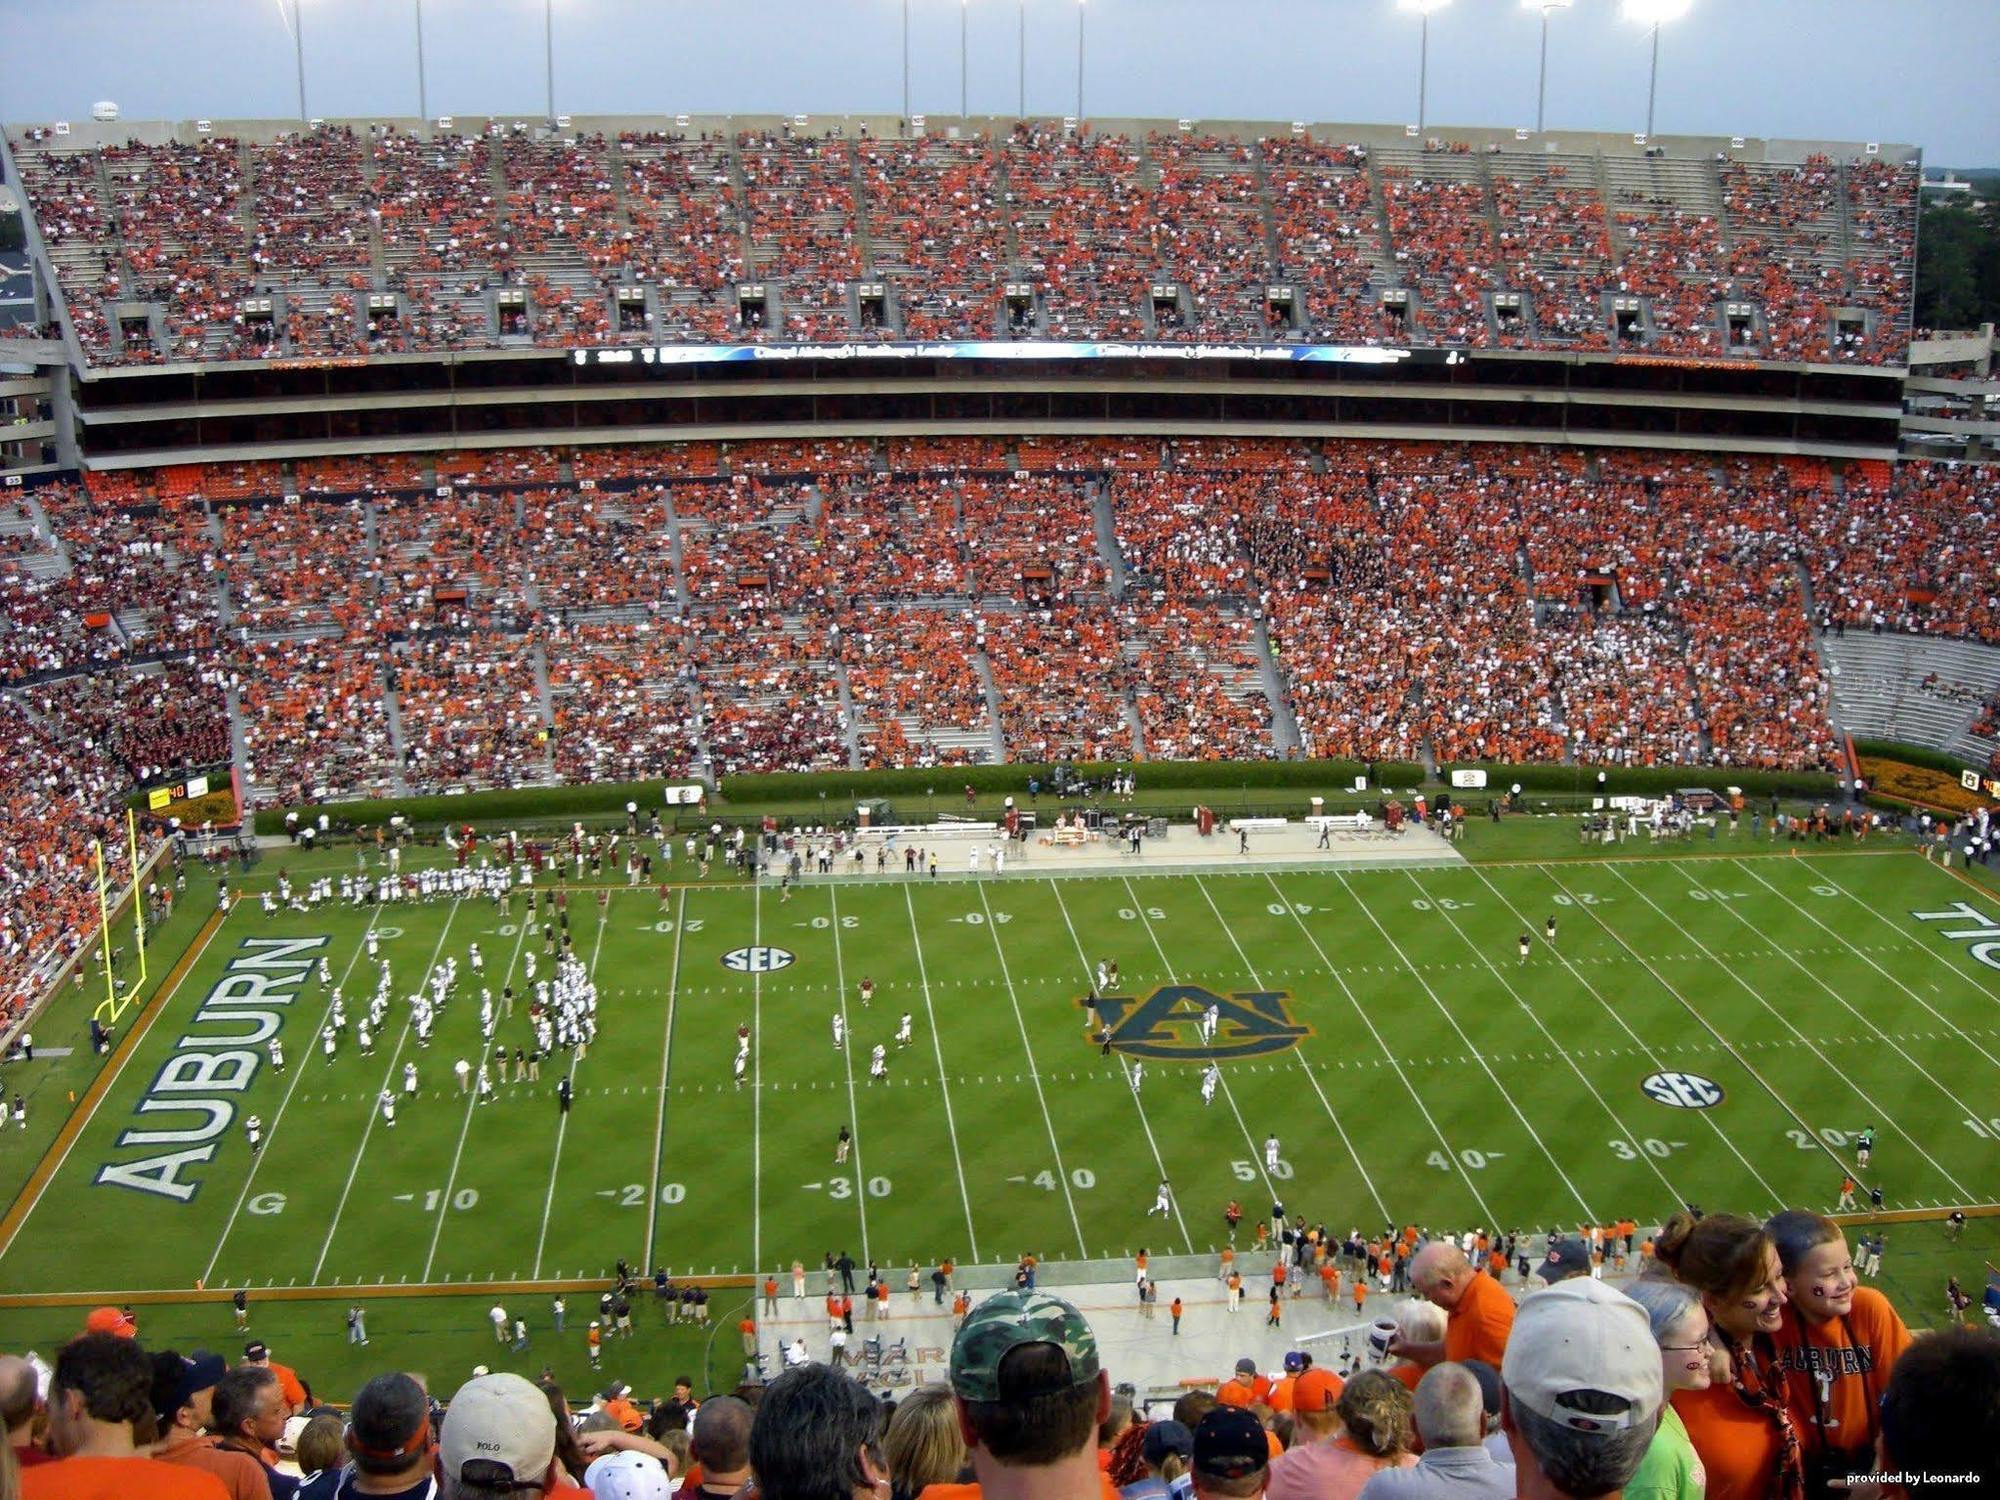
[722,946,796,974]
[1641,1071,1724,1109]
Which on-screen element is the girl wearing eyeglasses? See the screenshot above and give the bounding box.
[1763,1210,1911,1499]
[1624,1275,1724,1500]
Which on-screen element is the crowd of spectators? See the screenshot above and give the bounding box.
[8,125,1918,364]
[11,438,2000,959]
[11,1203,1994,1500]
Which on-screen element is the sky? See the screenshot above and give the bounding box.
[4,0,1995,166]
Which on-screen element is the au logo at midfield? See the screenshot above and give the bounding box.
[1088,984,1311,1061]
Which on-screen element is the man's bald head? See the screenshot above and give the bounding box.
[1413,1364,1484,1450]
[1410,1245,1474,1309]
[0,1356,40,1433]
[692,1393,753,1474]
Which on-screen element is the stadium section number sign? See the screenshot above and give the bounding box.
[1640,1071,1724,1109]
[722,946,795,974]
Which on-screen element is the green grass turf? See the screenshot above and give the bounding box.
[4,830,1999,1395]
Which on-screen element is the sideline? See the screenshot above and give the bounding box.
[0,902,233,1262]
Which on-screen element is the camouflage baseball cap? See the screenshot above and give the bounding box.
[949,1290,1100,1403]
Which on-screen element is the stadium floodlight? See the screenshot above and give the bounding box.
[902,0,911,130]
[1396,0,1452,137]
[1019,0,1026,118]
[1621,0,1691,138]
[962,0,970,120]
[1520,0,1572,134]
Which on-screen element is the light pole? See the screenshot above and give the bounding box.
[292,0,308,122]
[1521,0,1571,134]
[415,0,428,121]
[544,0,556,122]
[1622,0,1690,138]
[1019,0,1026,118]
[901,0,911,127]
[1397,0,1450,137]
[961,0,969,120]
[1075,0,1084,122]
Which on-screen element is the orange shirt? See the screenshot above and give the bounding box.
[265,1360,307,1413]
[1769,1289,1910,1461]
[1216,1374,1271,1408]
[25,1455,230,1499]
[1353,1281,1367,1308]
[1268,1374,1297,1413]
[1672,1379,1782,1500]
[1443,1270,1515,1368]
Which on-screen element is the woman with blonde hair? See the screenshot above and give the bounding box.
[1763,1209,1910,1494]
[1653,1210,1800,1500]
[1385,1299,1446,1393]
[883,1385,968,1500]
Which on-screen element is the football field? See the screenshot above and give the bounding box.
[3,842,1999,1301]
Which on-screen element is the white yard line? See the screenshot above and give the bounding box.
[1402,870,1687,1211]
[1117,878,1281,1209]
[423,901,538,1282]
[1333,870,1598,1221]
[1263,873,1498,1225]
[1466,865,1787,1209]
[0,895,235,1272]
[902,885,981,1261]
[1748,861,2000,1059]
[530,893,613,1278]
[1600,864,1975,1202]
[643,889,688,1272]
[975,881,1087,1258]
[1656,863,1980,1198]
[1191,877,1390,1224]
[826,885,871,1267]
[203,903,385,1285]
[311,899,463,1283]
[1831,861,2000,1008]
[751,880,763,1280]
[1045,879,1195,1254]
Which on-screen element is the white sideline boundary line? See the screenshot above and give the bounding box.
[642,889,687,1271]
[1261,872,1499,1226]
[976,881,1088,1259]
[1333,870,1597,1222]
[204,903,385,1286]
[827,885,872,1267]
[1400,869,1688,1211]
[1742,861,2000,1071]
[902,885,981,1262]
[1118,878,1281,1211]
[311,900,463,1283]
[1465,865,1786,1210]
[0,896,236,1274]
[423,898,538,1282]
[531,893,613,1278]
[1642,863,1976,1201]
[1045,879,1195,1255]
[1191,876,1390,1224]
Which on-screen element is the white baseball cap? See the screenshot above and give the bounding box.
[440,1372,556,1488]
[1501,1278,1662,1433]
[586,1449,675,1500]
